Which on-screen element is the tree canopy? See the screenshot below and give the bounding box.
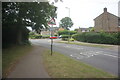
[59,17,73,30]
[2,2,57,47]
[3,2,57,32]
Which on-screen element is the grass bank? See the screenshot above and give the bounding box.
[2,45,33,78]
[42,50,116,78]
[58,41,115,48]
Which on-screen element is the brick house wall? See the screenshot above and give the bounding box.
[94,8,119,32]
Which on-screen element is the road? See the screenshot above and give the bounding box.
[30,39,119,76]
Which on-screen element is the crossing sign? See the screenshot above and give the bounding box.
[48,18,56,25]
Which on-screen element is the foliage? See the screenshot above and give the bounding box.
[3,2,57,33]
[29,31,50,39]
[58,30,77,36]
[61,35,69,38]
[69,38,75,41]
[72,32,119,45]
[74,28,79,32]
[54,34,58,36]
[29,34,42,39]
[59,17,73,30]
[62,38,68,41]
[29,32,36,35]
[29,32,41,39]
[89,27,94,32]
[61,35,69,41]
[2,2,57,47]
[42,35,50,38]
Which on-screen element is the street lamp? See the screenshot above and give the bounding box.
[65,7,70,17]
[65,7,70,43]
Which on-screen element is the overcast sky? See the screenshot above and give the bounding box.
[54,0,120,30]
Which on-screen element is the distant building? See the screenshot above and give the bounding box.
[94,8,120,32]
[41,29,50,35]
[77,27,90,33]
[118,1,120,17]
[41,27,59,35]
[58,27,64,31]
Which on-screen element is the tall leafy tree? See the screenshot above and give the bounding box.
[59,17,73,30]
[2,2,57,47]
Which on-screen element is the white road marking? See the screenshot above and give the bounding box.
[102,54,118,58]
[60,44,119,59]
[65,45,84,50]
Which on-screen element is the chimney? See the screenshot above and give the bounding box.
[104,7,107,12]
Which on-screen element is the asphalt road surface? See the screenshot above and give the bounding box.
[30,39,119,76]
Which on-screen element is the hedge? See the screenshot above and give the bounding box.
[72,32,120,45]
[58,30,77,36]
[29,35,42,39]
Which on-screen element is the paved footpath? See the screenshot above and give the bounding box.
[7,45,50,78]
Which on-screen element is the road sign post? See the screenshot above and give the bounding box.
[48,18,56,56]
[51,25,53,56]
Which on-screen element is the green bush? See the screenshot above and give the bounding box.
[62,38,68,41]
[69,31,77,35]
[72,32,119,45]
[29,34,42,39]
[29,32,42,39]
[58,30,69,35]
[61,35,69,38]
[42,35,50,38]
[29,32,35,35]
[69,38,75,41]
[35,35,42,39]
[61,35,69,41]
[54,34,58,36]
[58,30,77,36]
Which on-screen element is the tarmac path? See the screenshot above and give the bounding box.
[7,46,50,78]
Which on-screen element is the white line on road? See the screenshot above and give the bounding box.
[102,53,119,58]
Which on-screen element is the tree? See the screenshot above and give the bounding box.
[59,17,73,30]
[89,27,94,32]
[74,28,79,32]
[2,2,57,48]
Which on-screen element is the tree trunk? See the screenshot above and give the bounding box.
[17,30,22,44]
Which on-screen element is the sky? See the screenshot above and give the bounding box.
[54,0,120,30]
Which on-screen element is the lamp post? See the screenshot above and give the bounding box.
[65,7,70,43]
[65,7,70,18]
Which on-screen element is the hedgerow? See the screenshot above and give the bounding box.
[72,32,119,45]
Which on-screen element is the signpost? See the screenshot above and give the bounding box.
[48,18,56,56]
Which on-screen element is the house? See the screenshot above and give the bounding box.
[94,8,120,32]
[58,27,64,31]
[41,27,59,36]
[41,29,50,35]
[77,27,90,33]
[118,1,120,17]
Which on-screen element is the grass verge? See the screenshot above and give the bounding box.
[42,50,116,78]
[58,41,113,48]
[2,45,33,78]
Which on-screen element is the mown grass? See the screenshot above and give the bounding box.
[2,45,33,78]
[42,50,116,78]
[58,41,113,48]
